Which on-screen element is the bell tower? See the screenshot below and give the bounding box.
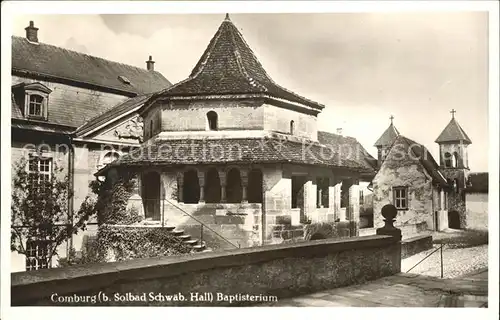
[435,109,471,228]
[374,115,400,168]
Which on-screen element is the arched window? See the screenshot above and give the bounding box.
[444,152,452,168]
[207,111,218,131]
[452,152,459,168]
[150,120,154,138]
[290,120,295,135]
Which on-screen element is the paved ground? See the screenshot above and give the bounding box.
[401,244,488,278]
[263,268,488,307]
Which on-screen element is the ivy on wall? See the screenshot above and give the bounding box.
[58,172,192,267]
[304,221,358,240]
[98,225,192,261]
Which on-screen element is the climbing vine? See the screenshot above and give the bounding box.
[97,225,192,261]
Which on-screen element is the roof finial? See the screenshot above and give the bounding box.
[450,109,456,119]
[389,115,394,125]
[225,13,230,21]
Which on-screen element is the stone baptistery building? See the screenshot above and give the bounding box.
[97,15,376,249]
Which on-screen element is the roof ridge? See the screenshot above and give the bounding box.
[12,35,159,75]
[226,23,324,107]
[188,21,225,78]
[227,20,274,82]
[228,25,268,92]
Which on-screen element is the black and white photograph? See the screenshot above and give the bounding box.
[1,1,498,318]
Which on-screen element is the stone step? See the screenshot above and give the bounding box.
[163,226,176,231]
[178,234,191,241]
[184,239,198,245]
[171,230,184,236]
[192,243,207,252]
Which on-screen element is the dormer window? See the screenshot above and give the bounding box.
[28,95,44,117]
[12,82,52,121]
[118,75,131,85]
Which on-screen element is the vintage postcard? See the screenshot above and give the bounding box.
[1,1,498,319]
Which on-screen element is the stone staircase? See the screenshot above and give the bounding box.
[144,223,211,253]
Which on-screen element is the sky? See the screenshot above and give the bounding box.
[12,12,489,171]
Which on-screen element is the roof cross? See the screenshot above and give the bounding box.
[450,109,456,118]
[389,115,394,124]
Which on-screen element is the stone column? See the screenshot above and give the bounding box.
[177,172,184,203]
[348,180,360,223]
[126,172,144,220]
[318,188,323,208]
[197,170,205,204]
[303,177,316,222]
[334,180,342,220]
[219,170,227,203]
[440,189,445,210]
[241,169,249,204]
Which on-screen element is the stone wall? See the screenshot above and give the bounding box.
[11,234,401,306]
[162,202,262,250]
[372,146,435,236]
[401,234,433,259]
[441,168,469,229]
[465,193,488,230]
[158,100,265,132]
[263,104,318,140]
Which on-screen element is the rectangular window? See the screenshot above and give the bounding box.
[28,95,44,117]
[28,156,52,191]
[26,240,50,271]
[393,187,408,210]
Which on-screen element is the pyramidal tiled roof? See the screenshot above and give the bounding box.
[151,15,324,110]
[435,117,472,144]
[374,123,400,147]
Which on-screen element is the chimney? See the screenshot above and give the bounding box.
[336,128,343,136]
[25,21,39,43]
[146,55,155,71]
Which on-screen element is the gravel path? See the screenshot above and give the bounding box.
[401,244,488,278]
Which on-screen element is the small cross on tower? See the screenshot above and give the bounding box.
[389,115,394,124]
[450,109,456,118]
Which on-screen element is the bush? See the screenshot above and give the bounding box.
[304,221,358,240]
[97,225,192,261]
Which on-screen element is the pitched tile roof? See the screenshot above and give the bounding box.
[149,16,324,110]
[374,123,400,147]
[75,93,152,136]
[96,137,373,175]
[317,131,377,176]
[12,36,172,95]
[465,172,488,193]
[388,135,448,186]
[435,117,472,144]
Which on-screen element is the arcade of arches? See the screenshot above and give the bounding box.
[140,167,264,219]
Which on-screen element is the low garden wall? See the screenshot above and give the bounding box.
[12,234,401,306]
[401,234,433,259]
